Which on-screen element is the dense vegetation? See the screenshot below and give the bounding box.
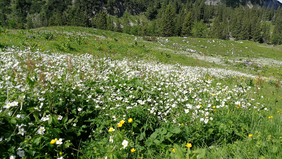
[1,0,282,44]
[1,26,282,159]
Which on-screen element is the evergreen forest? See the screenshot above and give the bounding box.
[1,0,282,44]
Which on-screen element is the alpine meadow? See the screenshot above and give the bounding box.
[1,0,282,159]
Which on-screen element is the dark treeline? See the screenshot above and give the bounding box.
[1,0,282,45]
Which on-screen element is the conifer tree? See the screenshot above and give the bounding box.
[181,11,193,36]
[262,22,270,43]
[115,19,122,32]
[191,20,208,38]
[107,16,114,31]
[175,7,186,36]
[26,16,33,29]
[239,17,250,40]
[54,12,62,26]
[211,17,222,39]
[253,20,262,43]
[96,11,107,30]
[160,3,175,37]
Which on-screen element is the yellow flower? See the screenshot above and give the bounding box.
[128,118,133,123]
[212,94,215,96]
[108,127,115,132]
[277,111,280,113]
[186,143,192,148]
[181,123,184,126]
[212,106,216,109]
[59,152,62,155]
[120,120,125,124]
[117,123,123,127]
[172,148,176,152]
[213,109,216,111]
[249,134,253,137]
[50,138,58,144]
[130,148,136,152]
[268,116,273,119]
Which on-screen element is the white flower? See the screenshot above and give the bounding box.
[122,139,128,149]
[73,123,76,126]
[109,136,113,143]
[57,157,63,159]
[37,130,44,135]
[18,128,26,136]
[58,115,63,120]
[78,108,82,112]
[204,118,209,124]
[10,155,16,159]
[56,138,63,145]
[200,118,204,122]
[17,150,25,157]
[184,109,189,113]
[37,126,45,135]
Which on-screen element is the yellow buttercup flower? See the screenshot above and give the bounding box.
[117,123,123,127]
[277,111,280,113]
[130,148,136,152]
[108,127,115,132]
[172,148,176,152]
[249,134,253,137]
[59,152,62,155]
[50,138,58,144]
[120,120,125,124]
[128,118,133,123]
[186,143,192,148]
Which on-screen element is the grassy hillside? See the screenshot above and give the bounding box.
[1,26,282,158]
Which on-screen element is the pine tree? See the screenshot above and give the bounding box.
[115,19,122,32]
[262,22,270,43]
[48,16,55,26]
[211,17,222,39]
[26,16,33,29]
[96,11,107,30]
[239,17,250,40]
[253,20,262,43]
[181,12,193,36]
[191,20,208,38]
[160,3,175,37]
[123,16,131,34]
[54,12,62,26]
[107,16,114,31]
[175,7,186,36]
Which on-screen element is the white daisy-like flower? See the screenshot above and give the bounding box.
[78,108,82,112]
[109,136,113,143]
[18,128,26,136]
[122,139,128,149]
[17,150,25,157]
[204,119,209,124]
[56,138,63,145]
[58,115,63,120]
[10,155,16,159]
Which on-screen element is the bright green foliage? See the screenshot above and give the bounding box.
[191,20,208,38]
[115,19,122,32]
[96,11,107,30]
[107,16,114,31]
[160,3,175,37]
[175,7,186,36]
[211,17,223,39]
[181,11,193,37]
[261,22,271,43]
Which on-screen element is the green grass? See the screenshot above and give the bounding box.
[1,26,282,158]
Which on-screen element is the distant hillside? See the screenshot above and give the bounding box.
[205,0,282,8]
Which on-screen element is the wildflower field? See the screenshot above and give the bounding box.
[1,27,282,158]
